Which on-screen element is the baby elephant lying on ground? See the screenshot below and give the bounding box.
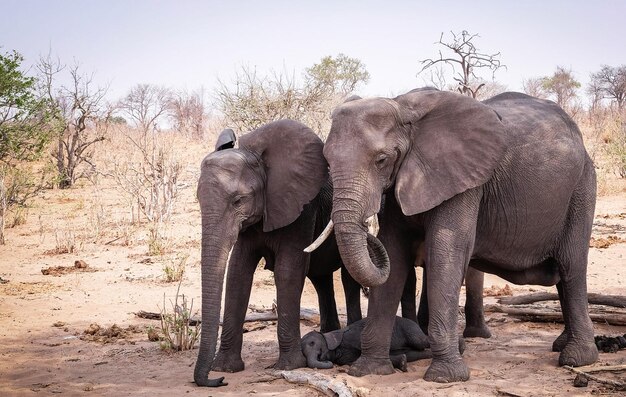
[301,316,462,371]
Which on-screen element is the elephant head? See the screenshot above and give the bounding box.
[301,330,343,369]
[322,88,506,287]
[194,120,327,387]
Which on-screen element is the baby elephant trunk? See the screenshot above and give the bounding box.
[305,352,334,369]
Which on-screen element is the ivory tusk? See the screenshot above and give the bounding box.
[365,215,379,237]
[304,220,334,253]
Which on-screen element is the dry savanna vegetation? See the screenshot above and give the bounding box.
[1,32,625,395]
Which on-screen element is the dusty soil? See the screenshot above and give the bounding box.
[1,173,625,396]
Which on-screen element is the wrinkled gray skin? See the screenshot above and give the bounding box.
[323,88,598,383]
[302,316,451,371]
[193,120,363,387]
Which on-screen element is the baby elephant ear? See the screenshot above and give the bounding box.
[239,120,328,232]
[215,128,237,151]
[322,330,344,351]
[394,89,507,215]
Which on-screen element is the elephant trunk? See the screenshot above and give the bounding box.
[193,215,238,387]
[304,350,334,369]
[331,178,390,288]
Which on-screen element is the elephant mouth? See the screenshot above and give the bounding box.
[304,215,378,253]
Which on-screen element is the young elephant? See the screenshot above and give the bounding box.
[301,316,438,372]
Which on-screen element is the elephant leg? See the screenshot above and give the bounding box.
[348,230,412,377]
[417,268,429,334]
[551,281,569,352]
[423,191,481,383]
[463,265,491,338]
[309,274,341,333]
[213,243,260,373]
[401,267,417,322]
[555,165,598,367]
[389,353,408,372]
[341,266,363,325]
[273,250,308,370]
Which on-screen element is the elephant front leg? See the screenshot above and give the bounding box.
[348,231,412,377]
[212,244,259,373]
[273,251,307,370]
[422,193,483,383]
[341,266,363,325]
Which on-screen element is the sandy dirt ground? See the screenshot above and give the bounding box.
[1,175,625,396]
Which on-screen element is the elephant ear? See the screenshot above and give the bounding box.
[239,119,328,232]
[215,128,237,151]
[393,89,507,216]
[322,330,344,351]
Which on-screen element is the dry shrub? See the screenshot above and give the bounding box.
[162,253,188,282]
[159,282,200,351]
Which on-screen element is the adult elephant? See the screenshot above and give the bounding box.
[315,88,598,382]
[193,120,362,387]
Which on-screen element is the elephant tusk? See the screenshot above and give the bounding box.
[365,215,379,237]
[304,220,334,253]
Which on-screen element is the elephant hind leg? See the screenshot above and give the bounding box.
[554,160,598,367]
[551,281,569,352]
[309,274,341,333]
[341,266,363,325]
[463,265,491,339]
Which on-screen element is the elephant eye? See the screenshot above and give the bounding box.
[375,154,388,168]
[232,196,243,206]
[309,341,315,346]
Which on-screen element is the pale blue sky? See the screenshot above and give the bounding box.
[1,0,624,103]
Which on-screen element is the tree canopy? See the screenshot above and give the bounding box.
[0,50,52,164]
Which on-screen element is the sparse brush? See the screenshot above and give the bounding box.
[148,223,169,256]
[158,281,200,351]
[163,253,188,282]
[50,228,78,254]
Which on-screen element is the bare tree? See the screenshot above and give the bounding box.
[38,55,109,189]
[118,84,171,134]
[522,77,548,99]
[419,30,506,98]
[541,66,580,109]
[169,88,206,139]
[590,65,626,110]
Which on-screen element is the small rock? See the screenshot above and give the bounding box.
[573,373,588,387]
[74,260,88,269]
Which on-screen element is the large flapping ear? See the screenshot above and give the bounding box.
[322,330,344,351]
[239,120,328,232]
[394,89,507,216]
[215,128,237,151]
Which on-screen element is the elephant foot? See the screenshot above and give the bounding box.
[551,331,568,352]
[348,356,395,377]
[274,349,306,370]
[424,357,470,383]
[463,324,491,339]
[558,340,598,367]
[390,354,408,372]
[212,351,244,373]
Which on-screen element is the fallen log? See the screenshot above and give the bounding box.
[135,307,320,325]
[484,304,626,326]
[275,370,354,397]
[498,292,626,308]
[573,364,626,373]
